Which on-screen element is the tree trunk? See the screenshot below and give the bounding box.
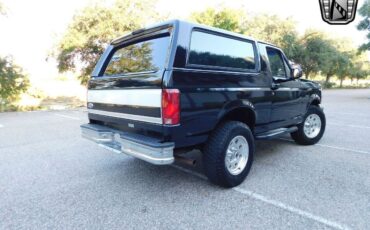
[339,78,344,88]
[305,71,310,79]
[325,74,331,86]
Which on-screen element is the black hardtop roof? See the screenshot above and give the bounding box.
[111,19,278,48]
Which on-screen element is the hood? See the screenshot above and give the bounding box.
[300,79,321,90]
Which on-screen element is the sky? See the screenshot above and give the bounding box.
[0,0,368,83]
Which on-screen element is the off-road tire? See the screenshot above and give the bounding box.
[203,121,254,188]
[291,105,326,145]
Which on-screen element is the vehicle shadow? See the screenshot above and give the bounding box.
[107,136,298,188]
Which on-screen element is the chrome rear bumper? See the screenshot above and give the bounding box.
[81,123,174,165]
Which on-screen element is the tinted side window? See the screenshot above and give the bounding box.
[266,47,287,78]
[104,35,170,76]
[188,31,256,70]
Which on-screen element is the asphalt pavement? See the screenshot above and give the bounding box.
[0,89,369,230]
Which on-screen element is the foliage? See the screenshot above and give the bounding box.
[189,7,370,86]
[357,0,370,52]
[191,10,297,50]
[319,44,346,86]
[190,8,245,33]
[104,42,155,76]
[56,4,369,87]
[242,14,297,49]
[0,56,30,111]
[54,0,162,84]
[189,51,255,69]
[293,30,333,79]
[336,52,352,88]
[280,32,305,63]
[350,53,370,83]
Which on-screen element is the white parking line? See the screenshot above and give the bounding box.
[233,187,350,230]
[54,114,81,120]
[327,111,370,117]
[316,144,370,155]
[171,165,349,230]
[328,123,370,129]
[279,138,370,155]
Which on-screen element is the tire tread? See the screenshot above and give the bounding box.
[203,121,254,187]
[291,105,326,145]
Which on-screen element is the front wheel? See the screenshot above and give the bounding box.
[291,105,326,145]
[203,121,254,188]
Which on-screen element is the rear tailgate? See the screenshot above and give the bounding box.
[87,26,174,139]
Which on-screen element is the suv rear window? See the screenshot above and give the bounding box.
[188,31,256,70]
[104,35,170,76]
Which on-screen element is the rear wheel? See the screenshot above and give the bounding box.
[291,105,326,145]
[203,121,254,188]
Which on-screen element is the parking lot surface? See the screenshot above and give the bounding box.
[0,89,369,229]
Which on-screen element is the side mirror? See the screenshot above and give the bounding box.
[291,64,303,79]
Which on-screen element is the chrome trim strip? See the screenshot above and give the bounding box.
[88,109,162,124]
[196,87,302,92]
[276,87,301,91]
[205,87,271,91]
[87,89,161,107]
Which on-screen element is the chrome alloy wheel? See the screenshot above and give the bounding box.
[304,114,322,138]
[225,135,249,175]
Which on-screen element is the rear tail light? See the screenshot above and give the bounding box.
[162,89,180,125]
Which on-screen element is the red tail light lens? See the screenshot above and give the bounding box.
[162,89,180,125]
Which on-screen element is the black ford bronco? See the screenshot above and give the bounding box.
[81,20,326,187]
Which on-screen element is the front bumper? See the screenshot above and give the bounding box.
[81,123,175,165]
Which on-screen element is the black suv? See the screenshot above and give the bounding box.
[81,20,326,187]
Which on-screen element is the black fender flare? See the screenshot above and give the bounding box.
[305,93,322,113]
[215,99,257,128]
[308,93,321,106]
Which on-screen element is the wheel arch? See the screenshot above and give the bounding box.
[309,93,321,107]
[215,100,256,131]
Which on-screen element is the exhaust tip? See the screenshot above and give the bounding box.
[174,156,196,167]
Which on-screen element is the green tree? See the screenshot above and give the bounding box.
[191,7,370,85]
[190,9,303,65]
[0,56,30,111]
[350,54,370,85]
[281,32,305,62]
[328,38,363,87]
[292,31,330,79]
[104,42,155,75]
[336,52,352,88]
[54,0,162,84]
[245,15,311,79]
[191,9,298,49]
[242,14,297,49]
[320,44,347,87]
[190,8,245,32]
[357,0,370,52]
